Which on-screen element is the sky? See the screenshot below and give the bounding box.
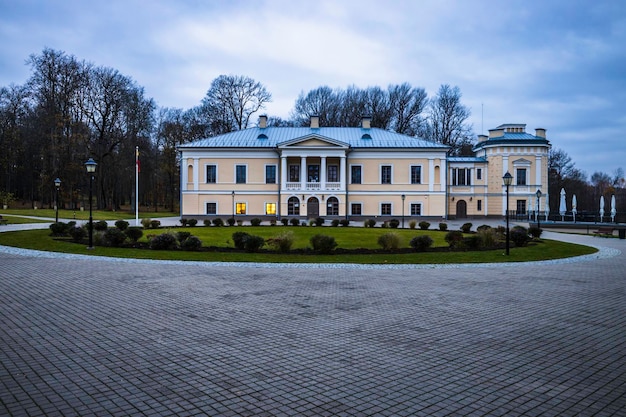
[1,0,625,179]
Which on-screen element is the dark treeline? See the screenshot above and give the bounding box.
[0,48,623,217]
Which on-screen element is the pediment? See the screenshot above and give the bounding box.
[278,134,349,149]
[513,158,532,165]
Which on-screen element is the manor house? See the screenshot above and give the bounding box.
[178,116,550,222]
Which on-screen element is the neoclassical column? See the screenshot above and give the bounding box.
[281,156,287,189]
[320,156,327,189]
[339,155,346,189]
[300,156,307,189]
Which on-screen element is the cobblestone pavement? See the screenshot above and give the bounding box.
[1,231,625,416]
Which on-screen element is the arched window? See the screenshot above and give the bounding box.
[326,197,339,215]
[288,197,300,215]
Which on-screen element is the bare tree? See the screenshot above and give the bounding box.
[387,83,427,135]
[201,75,271,134]
[291,86,341,127]
[424,84,472,154]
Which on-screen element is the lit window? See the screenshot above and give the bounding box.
[265,202,276,215]
[236,202,246,215]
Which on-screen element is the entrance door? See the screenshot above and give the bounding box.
[307,197,319,218]
[456,200,467,219]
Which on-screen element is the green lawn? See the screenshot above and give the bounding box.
[0,225,598,264]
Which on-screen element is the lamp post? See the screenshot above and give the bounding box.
[401,194,406,228]
[536,189,542,232]
[503,172,513,255]
[54,178,61,223]
[85,158,97,249]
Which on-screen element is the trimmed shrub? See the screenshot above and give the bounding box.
[149,220,161,229]
[463,235,482,250]
[410,235,433,252]
[511,226,531,247]
[103,228,126,247]
[460,223,473,233]
[181,236,202,251]
[187,219,198,227]
[340,219,350,227]
[290,218,300,226]
[115,219,129,231]
[281,218,289,226]
[439,222,448,231]
[388,219,400,229]
[380,221,388,228]
[266,231,295,253]
[237,220,243,226]
[250,218,262,226]
[244,235,265,252]
[364,219,376,228]
[270,219,276,226]
[203,219,212,227]
[176,231,191,243]
[180,218,189,226]
[212,218,224,227]
[445,230,464,248]
[419,221,430,230]
[49,222,69,236]
[495,226,506,237]
[310,234,337,254]
[314,217,325,226]
[141,218,152,228]
[232,231,251,250]
[331,219,340,227]
[409,220,417,230]
[125,227,143,243]
[227,217,235,226]
[528,226,542,239]
[476,224,491,232]
[94,220,108,231]
[149,233,178,250]
[378,232,401,250]
[69,226,87,242]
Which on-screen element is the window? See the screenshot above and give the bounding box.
[411,203,421,216]
[351,203,362,215]
[477,168,482,180]
[327,165,338,182]
[516,168,527,186]
[265,202,276,215]
[206,202,217,214]
[351,166,362,184]
[288,197,300,215]
[381,203,392,215]
[308,165,319,182]
[516,200,526,215]
[289,165,300,182]
[326,197,339,215]
[265,165,276,184]
[452,168,471,186]
[477,200,482,211]
[381,165,392,184]
[236,165,247,184]
[410,166,422,184]
[206,165,217,183]
[236,202,246,215]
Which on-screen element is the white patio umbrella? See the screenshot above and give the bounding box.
[611,194,616,222]
[600,195,605,222]
[559,188,566,221]
[572,194,577,222]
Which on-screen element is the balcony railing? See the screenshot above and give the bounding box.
[285,182,342,191]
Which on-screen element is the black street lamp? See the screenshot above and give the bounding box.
[401,194,406,228]
[54,177,61,223]
[85,158,97,249]
[503,172,513,255]
[536,189,542,232]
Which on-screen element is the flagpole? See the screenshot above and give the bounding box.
[135,146,139,226]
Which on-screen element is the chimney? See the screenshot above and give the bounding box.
[489,128,505,138]
[310,115,319,129]
[361,115,372,129]
[259,115,267,129]
[535,128,546,138]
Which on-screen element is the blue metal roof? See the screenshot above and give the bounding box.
[473,132,550,152]
[178,127,449,150]
[448,157,487,163]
